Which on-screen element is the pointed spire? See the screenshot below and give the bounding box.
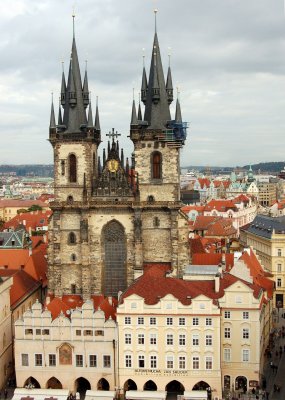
[143,20,171,129]
[82,61,89,108]
[87,100,93,128]
[138,102,142,121]
[175,97,182,123]
[166,50,173,105]
[94,96,100,131]
[126,157,129,177]
[121,148,124,168]
[50,93,56,128]
[131,94,138,125]
[58,97,63,125]
[141,49,148,104]
[60,62,66,106]
[103,148,106,166]
[98,156,102,175]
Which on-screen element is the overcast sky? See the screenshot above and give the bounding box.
[0,0,285,167]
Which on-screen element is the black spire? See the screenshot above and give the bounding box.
[82,64,89,108]
[166,64,173,105]
[138,102,142,121]
[175,97,182,123]
[121,148,124,168]
[87,101,93,128]
[61,21,87,133]
[58,98,63,125]
[143,29,171,129]
[94,96,100,131]
[131,99,138,125]
[98,156,102,175]
[60,65,66,106]
[49,95,56,129]
[141,64,148,104]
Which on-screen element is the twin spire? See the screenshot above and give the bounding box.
[50,18,100,134]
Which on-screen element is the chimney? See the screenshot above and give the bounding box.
[108,296,113,306]
[222,253,226,271]
[43,234,47,243]
[29,246,32,257]
[23,220,26,226]
[46,296,50,305]
[215,273,220,293]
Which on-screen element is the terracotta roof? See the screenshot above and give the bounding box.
[46,294,118,321]
[181,205,205,214]
[120,263,261,305]
[24,248,48,286]
[204,199,238,212]
[193,216,221,230]
[206,219,237,237]
[198,178,210,188]
[0,269,40,308]
[4,210,52,231]
[234,194,250,203]
[192,253,234,269]
[190,237,206,254]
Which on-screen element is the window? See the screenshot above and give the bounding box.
[25,329,33,335]
[278,264,282,273]
[103,355,111,368]
[192,356,199,369]
[35,354,42,366]
[95,330,104,336]
[224,311,231,319]
[131,302,137,309]
[242,328,249,339]
[243,311,249,320]
[235,296,242,304]
[138,355,145,368]
[61,160,65,176]
[68,232,76,244]
[278,249,282,257]
[277,278,282,288]
[36,329,41,335]
[152,151,162,179]
[125,355,132,368]
[224,328,231,339]
[179,334,186,346]
[242,349,250,362]
[71,284,76,294]
[138,334,145,345]
[166,334,174,346]
[205,356,213,370]
[179,317,185,326]
[166,355,174,369]
[150,317,156,325]
[125,334,132,344]
[49,354,56,366]
[76,330,81,336]
[69,154,77,183]
[206,335,212,346]
[21,354,28,366]
[71,253,76,262]
[150,333,157,345]
[224,348,231,362]
[84,330,93,336]
[150,355,157,368]
[192,334,199,346]
[125,317,131,325]
[153,217,160,227]
[76,355,83,367]
[206,317,212,326]
[42,329,50,335]
[138,317,144,325]
[192,317,199,326]
[89,355,97,367]
[166,317,173,325]
[179,356,186,369]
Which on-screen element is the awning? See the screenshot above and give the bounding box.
[12,388,69,400]
[183,391,208,400]
[125,391,166,400]
[85,390,116,400]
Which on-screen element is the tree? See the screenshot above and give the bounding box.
[28,205,42,212]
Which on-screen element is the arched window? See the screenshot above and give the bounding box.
[67,195,74,204]
[71,253,76,262]
[68,232,76,244]
[69,154,77,183]
[151,151,162,179]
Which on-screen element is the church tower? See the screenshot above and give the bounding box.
[47,14,190,301]
[130,11,189,271]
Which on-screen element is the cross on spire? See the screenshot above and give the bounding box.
[106,128,121,141]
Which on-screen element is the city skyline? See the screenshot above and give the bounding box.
[0,0,284,166]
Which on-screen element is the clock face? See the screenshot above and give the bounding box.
[107,159,119,172]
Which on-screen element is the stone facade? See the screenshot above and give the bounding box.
[0,276,13,389]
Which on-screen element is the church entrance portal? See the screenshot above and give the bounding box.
[103,221,127,296]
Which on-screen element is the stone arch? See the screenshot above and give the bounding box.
[68,154,77,183]
[46,377,62,389]
[151,151,162,179]
[166,380,184,394]
[97,378,110,391]
[235,376,247,391]
[75,377,91,397]
[144,380,157,391]
[124,379,137,391]
[192,381,211,391]
[24,377,41,389]
[102,220,127,296]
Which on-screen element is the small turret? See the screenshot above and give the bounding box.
[166,65,173,105]
[131,99,138,125]
[87,101,94,129]
[82,66,89,108]
[94,96,101,131]
[141,65,148,104]
[175,98,182,123]
[49,96,56,129]
[58,99,63,126]
[60,67,66,106]
[138,102,142,121]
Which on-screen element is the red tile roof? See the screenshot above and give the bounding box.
[0,269,40,308]
[192,253,234,269]
[0,199,48,208]
[204,199,238,212]
[190,237,206,254]
[120,263,261,305]
[46,294,118,321]
[181,205,205,214]
[3,210,52,231]
[193,216,220,230]
[206,219,237,237]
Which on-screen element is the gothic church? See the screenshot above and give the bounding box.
[48,17,190,299]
